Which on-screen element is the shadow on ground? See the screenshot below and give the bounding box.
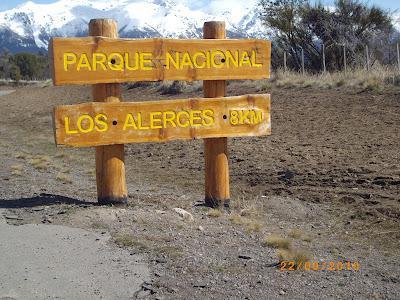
[0,193,96,209]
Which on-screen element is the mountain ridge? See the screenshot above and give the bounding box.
[0,0,268,53]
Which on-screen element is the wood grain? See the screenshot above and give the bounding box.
[50,37,271,85]
[53,94,271,147]
[203,21,229,207]
[89,19,127,205]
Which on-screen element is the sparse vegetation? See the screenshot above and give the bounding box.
[288,228,304,239]
[29,155,51,170]
[207,209,222,218]
[114,234,148,250]
[10,164,23,176]
[263,235,292,249]
[159,80,186,95]
[277,248,310,266]
[56,172,72,184]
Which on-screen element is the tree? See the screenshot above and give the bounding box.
[259,0,393,71]
[12,53,39,79]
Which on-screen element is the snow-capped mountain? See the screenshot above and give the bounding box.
[0,0,269,53]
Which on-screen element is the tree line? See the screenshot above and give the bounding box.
[0,50,49,81]
[259,0,397,72]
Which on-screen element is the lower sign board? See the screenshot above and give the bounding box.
[53,94,270,147]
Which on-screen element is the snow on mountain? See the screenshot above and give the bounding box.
[0,0,269,53]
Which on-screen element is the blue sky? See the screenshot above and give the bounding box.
[0,0,398,12]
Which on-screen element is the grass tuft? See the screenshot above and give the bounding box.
[277,248,310,266]
[207,209,223,218]
[56,172,72,184]
[264,235,292,249]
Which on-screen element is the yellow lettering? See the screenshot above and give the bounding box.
[211,50,225,68]
[77,54,92,71]
[95,113,108,132]
[125,52,139,71]
[230,110,239,125]
[202,109,214,126]
[163,111,177,128]
[251,50,263,67]
[166,52,180,70]
[77,114,94,133]
[64,116,78,134]
[63,52,77,71]
[180,52,194,69]
[137,113,149,129]
[239,110,250,124]
[226,50,239,68]
[140,52,153,71]
[92,53,107,71]
[239,51,251,67]
[176,111,190,127]
[123,114,138,130]
[251,110,263,124]
[193,52,206,68]
[189,110,202,127]
[108,53,124,71]
[150,112,162,129]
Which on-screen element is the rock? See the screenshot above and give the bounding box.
[5,215,23,220]
[279,290,286,295]
[173,208,194,221]
[155,257,167,264]
[155,210,166,214]
[193,281,207,288]
[198,225,204,231]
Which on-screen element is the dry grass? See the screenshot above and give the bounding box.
[10,164,23,176]
[228,214,263,233]
[29,155,51,170]
[263,235,292,249]
[267,65,400,92]
[56,172,72,184]
[14,151,31,159]
[114,234,148,250]
[207,209,223,218]
[288,228,304,239]
[277,248,310,266]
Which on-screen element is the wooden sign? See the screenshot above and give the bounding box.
[50,37,271,85]
[53,94,270,147]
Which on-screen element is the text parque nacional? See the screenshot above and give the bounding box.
[63,49,263,72]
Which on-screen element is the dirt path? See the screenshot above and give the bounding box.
[0,82,399,299]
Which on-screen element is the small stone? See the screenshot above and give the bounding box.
[279,290,286,295]
[155,257,167,264]
[198,225,204,231]
[5,215,23,220]
[173,208,194,221]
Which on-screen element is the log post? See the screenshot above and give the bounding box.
[89,19,127,205]
[203,21,230,208]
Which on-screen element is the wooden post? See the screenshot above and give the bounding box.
[322,43,326,73]
[397,42,400,73]
[203,21,230,208]
[89,19,127,205]
[301,48,305,75]
[366,45,370,71]
[343,44,347,75]
[283,51,287,72]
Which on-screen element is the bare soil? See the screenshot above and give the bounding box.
[0,81,399,299]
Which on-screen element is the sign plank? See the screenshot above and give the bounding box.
[53,94,271,147]
[50,37,271,85]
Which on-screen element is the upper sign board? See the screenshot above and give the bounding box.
[50,37,271,85]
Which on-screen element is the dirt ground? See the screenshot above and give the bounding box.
[0,81,399,299]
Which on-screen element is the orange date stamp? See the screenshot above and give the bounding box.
[280,261,360,271]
